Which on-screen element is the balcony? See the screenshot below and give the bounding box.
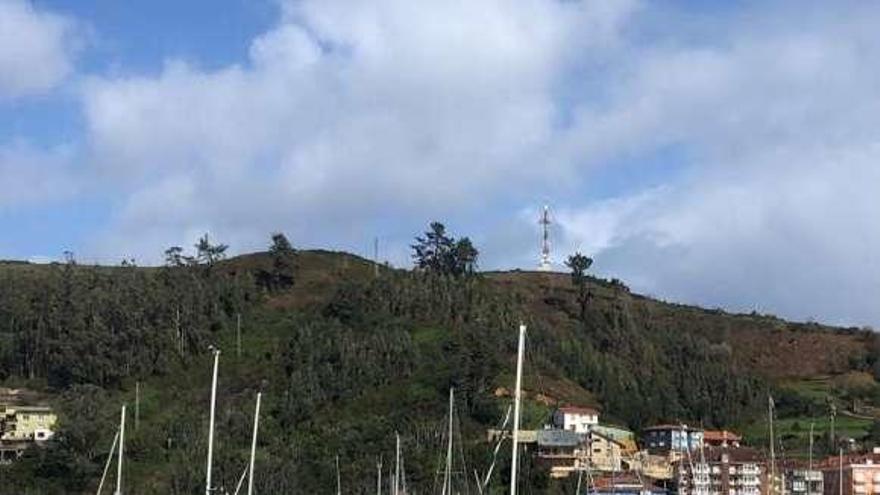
[741,466,760,475]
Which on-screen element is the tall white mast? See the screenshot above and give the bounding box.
[377,457,383,495]
[115,405,125,495]
[247,392,261,495]
[769,395,776,495]
[336,455,342,495]
[205,349,220,495]
[510,324,526,495]
[538,207,552,271]
[97,429,120,495]
[443,387,455,495]
[394,432,401,495]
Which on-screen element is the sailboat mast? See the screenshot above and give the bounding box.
[510,324,526,495]
[377,457,383,495]
[115,405,125,495]
[394,432,401,495]
[769,396,776,495]
[575,465,584,495]
[336,455,342,495]
[247,392,261,495]
[97,429,120,495]
[205,349,220,495]
[443,387,455,495]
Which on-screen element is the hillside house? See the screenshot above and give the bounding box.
[535,428,626,478]
[593,424,638,454]
[631,451,675,480]
[552,406,600,433]
[535,429,586,478]
[587,431,627,472]
[0,405,57,464]
[1,406,56,442]
[642,424,704,454]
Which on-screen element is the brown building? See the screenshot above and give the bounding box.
[590,473,669,495]
[676,447,765,495]
[820,452,880,495]
[704,430,742,449]
[534,428,626,479]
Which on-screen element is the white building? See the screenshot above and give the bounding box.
[552,406,599,433]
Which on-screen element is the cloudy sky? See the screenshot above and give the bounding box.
[2,0,879,327]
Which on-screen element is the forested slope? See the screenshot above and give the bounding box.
[0,246,875,494]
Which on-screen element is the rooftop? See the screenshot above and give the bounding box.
[557,405,600,415]
[704,446,764,463]
[704,430,742,442]
[537,429,583,448]
[643,424,703,432]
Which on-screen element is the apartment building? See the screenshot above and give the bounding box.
[675,448,764,495]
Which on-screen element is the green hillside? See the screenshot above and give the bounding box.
[0,245,878,494]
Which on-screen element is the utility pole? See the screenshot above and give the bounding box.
[236,313,242,359]
[373,237,379,278]
[135,382,140,431]
[176,306,182,355]
[809,422,815,472]
[830,402,837,451]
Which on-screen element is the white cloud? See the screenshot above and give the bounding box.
[0,141,77,208]
[0,0,79,99]
[81,0,639,259]
[553,4,880,326]
[64,0,880,326]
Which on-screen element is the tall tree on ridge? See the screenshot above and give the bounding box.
[412,222,479,276]
[565,252,593,321]
[269,232,297,290]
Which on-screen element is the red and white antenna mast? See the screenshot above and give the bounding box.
[538,205,552,271]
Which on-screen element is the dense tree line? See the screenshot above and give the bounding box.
[0,236,257,389]
[0,226,775,493]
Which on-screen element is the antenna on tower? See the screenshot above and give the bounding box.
[538,205,552,271]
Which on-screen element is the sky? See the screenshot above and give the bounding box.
[2,0,879,328]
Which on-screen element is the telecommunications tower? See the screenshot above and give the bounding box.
[538,205,552,271]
